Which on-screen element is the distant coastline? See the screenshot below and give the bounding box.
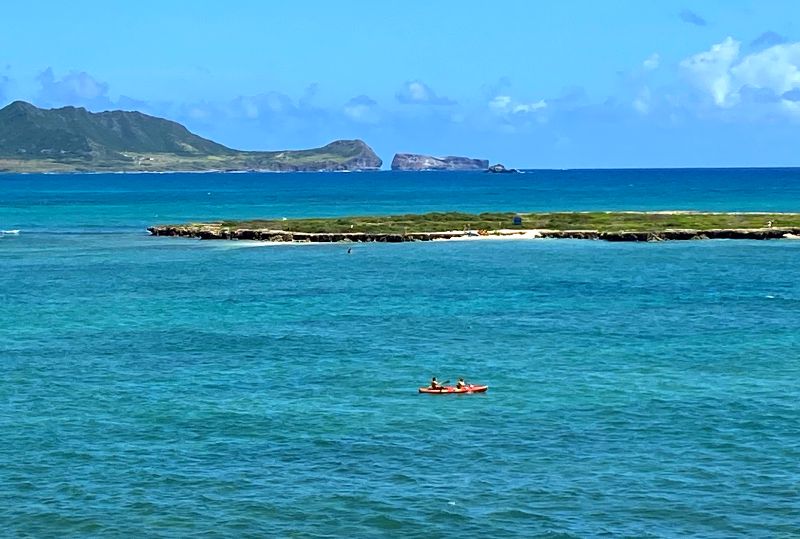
[0,101,383,173]
[0,102,532,174]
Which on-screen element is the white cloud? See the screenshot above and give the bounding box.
[489,95,546,114]
[733,42,800,116]
[396,80,455,105]
[633,87,651,114]
[643,53,660,71]
[187,106,210,120]
[240,98,259,119]
[489,95,512,112]
[513,100,547,113]
[343,104,369,120]
[680,37,740,107]
[226,92,303,121]
[36,67,112,109]
[408,82,426,100]
[681,38,800,115]
[343,95,379,123]
[731,42,800,95]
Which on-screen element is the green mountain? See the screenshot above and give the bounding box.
[0,101,382,172]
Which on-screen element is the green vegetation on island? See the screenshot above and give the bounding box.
[0,101,382,172]
[212,211,800,234]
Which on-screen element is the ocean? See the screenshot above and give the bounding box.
[2,169,800,537]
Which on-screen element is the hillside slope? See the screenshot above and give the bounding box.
[0,101,381,172]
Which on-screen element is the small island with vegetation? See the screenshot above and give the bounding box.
[148,211,800,243]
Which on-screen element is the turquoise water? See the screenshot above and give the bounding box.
[2,170,800,537]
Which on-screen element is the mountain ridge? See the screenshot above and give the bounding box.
[0,101,381,172]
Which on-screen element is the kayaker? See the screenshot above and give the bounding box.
[456,378,467,389]
[430,377,443,390]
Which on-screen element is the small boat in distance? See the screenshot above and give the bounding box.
[418,384,488,394]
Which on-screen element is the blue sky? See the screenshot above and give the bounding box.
[1,0,799,167]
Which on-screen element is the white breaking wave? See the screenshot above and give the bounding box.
[0,229,20,235]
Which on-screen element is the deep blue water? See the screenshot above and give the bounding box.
[4,168,800,233]
[2,170,800,537]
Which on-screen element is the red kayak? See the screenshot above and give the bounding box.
[418,384,488,394]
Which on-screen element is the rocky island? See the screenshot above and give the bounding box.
[0,101,382,173]
[148,211,800,243]
[486,163,519,173]
[391,153,489,171]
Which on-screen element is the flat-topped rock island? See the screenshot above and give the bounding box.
[391,153,489,171]
[148,212,800,243]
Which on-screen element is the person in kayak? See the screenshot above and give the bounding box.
[456,378,467,389]
[430,377,443,390]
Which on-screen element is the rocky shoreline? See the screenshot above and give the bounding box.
[147,225,800,243]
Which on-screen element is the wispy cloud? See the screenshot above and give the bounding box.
[750,31,787,49]
[395,80,455,105]
[484,95,548,133]
[229,92,296,119]
[782,88,800,102]
[642,53,660,71]
[343,95,380,123]
[489,95,546,114]
[633,87,652,114]
[298,83,319,108]
[0,74,9,101]
[36,68,113,109]
[116,95,148,111]
[679,9,707,26]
